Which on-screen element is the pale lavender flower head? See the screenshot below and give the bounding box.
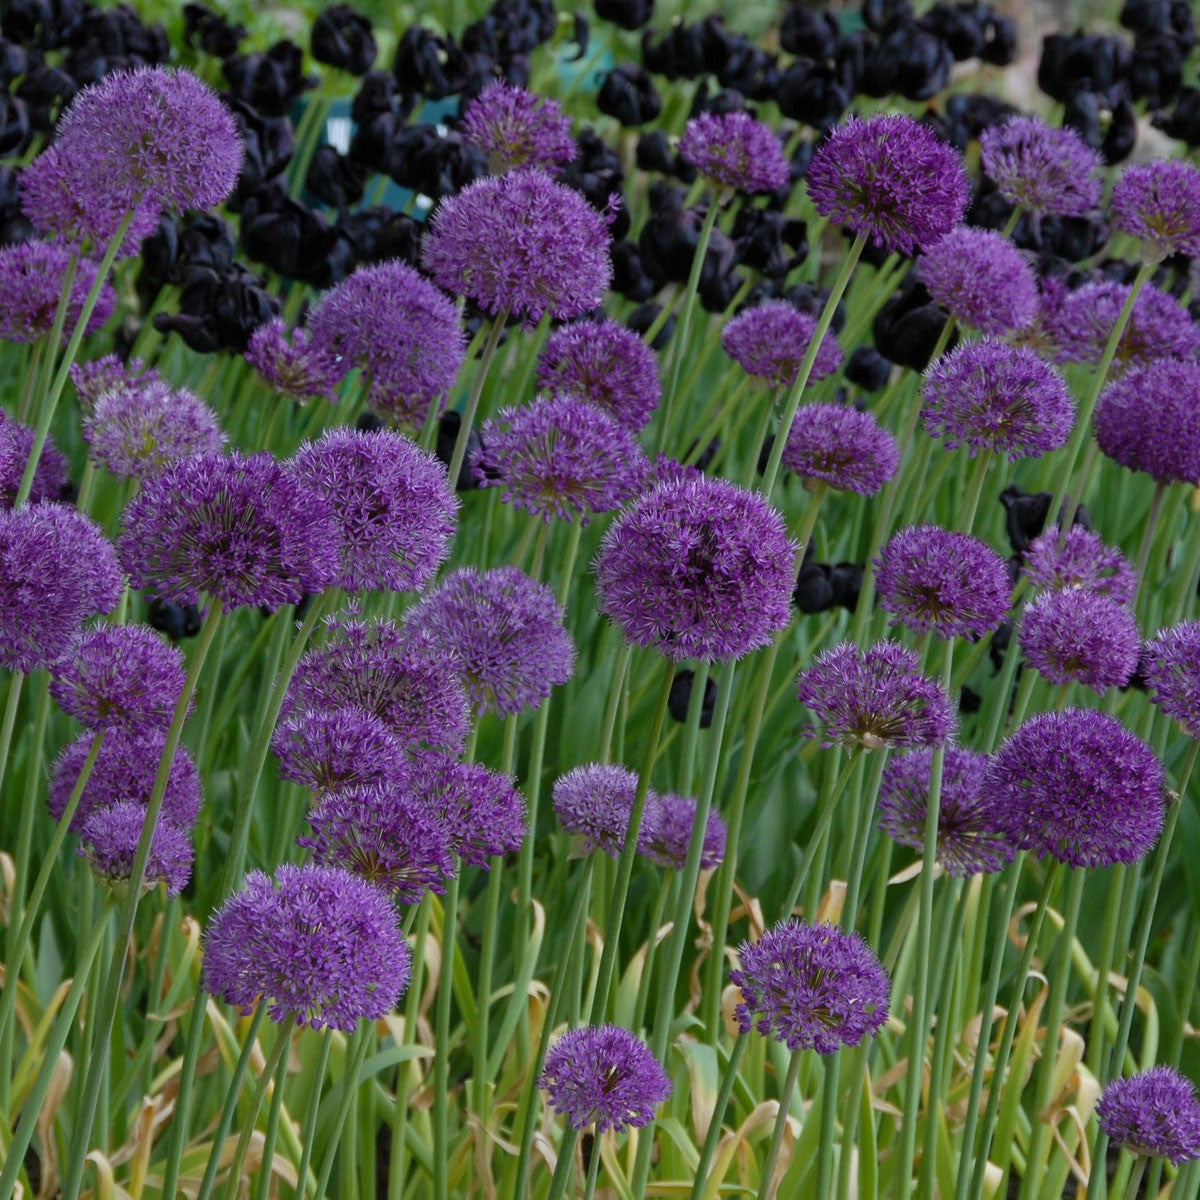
[460,81,576,174]
[536,319,661,432]
[552,763,640,858]
[422,168,613,324]
[595,477,794,663]
[721,300,843,390]
[1143,621,1200,735]
[805,114,969,255]
[918,227,1038,335]
[71,355,152,409]
[245,318,347,404]
[782,403,899,495]
[920,339,1074,462]
[797,640,955,751]
[411,754,526,867]
[730,920,890,1053]
[1023,526,1137,605]
[979,117,1102,218]
[539,1025,671,1133]
[78,801,194,896]
[0,413,68,507]
[1111,160,1200,260]
[678,110,790,194]
[879,747,1014,876]
[203,863,411,1031]
[403,567,575,717]
[1097,1068,1200,1164]
[0,241,115,342]
[272,705,409,795]
[876,526,1011,640]
[984,709,1165,868]
[639,792,726,870]
[1020,588,1140,694]
[118,450,341,610]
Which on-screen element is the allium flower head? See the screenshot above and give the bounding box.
[1023,526,1137,605]
[721,300,843,390]
[0,241,115,342]
[1020,588,1140,693]
[272,705,409,795]
[536,319,661,432]
[460,81,576,174]
[1097,1068,1200,1163]
[246,318,347,404]
[730,920,890,1053]
[1111,160,1200,260]
[805,114,969,255]
[639,792,726,870]
[979,117,1103,218]
[782,403,899,495]
[797,640,955,751]
[984,709,1165,868]
[411,755,526,867]
[71,355,151,409]
[678,110,790,194]
[918,227,1038,335]
[539,1025,671,1132]
[1143,621,1200,735]
[0,413,68,507]
[920,338,1074,462]
[552,763,640,858]
[78,801,194,896]
[595,477,794,663]
[118,450,341,610]
[403,567,575,716]
[422,168,613,324]
[203,864,411,1030]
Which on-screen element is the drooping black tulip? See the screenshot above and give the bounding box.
[595,0,653,32]
[312,4,376,75]
[873,276,956,372]
[16,61,75,130]
[392,25,468,99]
[845,345,891,392]
[155,264,281,354]
[668,668,716,727]
[780,7,839,59]
[183,3,244,58]
[224,39,314,116]
[597,63,661,125]
[336,207,421,268]
[306,144,366,209]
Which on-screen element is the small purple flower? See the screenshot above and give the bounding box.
[460,81,576,174]
[639,792,726,870]
[1022,527,1137,605]
[918,227,1038,335]
[979,117,1102,218]
[1097,1068,1200,1163]
[71,355,151,408]
[782,403,899,495]
[983,709,1165,868]
[1019,588,1140,694]
[0,413,68,507]
[539,1025,671,1133]
[0,241,116,342]
[78,801,194,896]
[411,754,526,867]
[678,111,790,194]
[730,920,890,1053]
[552,763,641,858]
[1143,621,1200,735]
[203,863,411,1031]
[272,705,409,795]
[1111,160,1200,260]
[721,300,843,390]
[245,318,347,404]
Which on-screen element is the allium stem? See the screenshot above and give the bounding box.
[690,1034,749,1200]
[313,1022,374,1200]
[433,866,462,1200]
[14,338,45,425]
[251,1016,294,1200]
[599,642,632,764]
[1134,480,1169,590]
[1087,864,1136,1076]
[581,1129,604,1200]
[756,1050,805,1200]
[447,308,509,491]
[296,1031,335,1200]
[544,1126,580,1200]
[0,671,23,864]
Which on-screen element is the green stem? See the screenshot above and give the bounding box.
[544,1126,580,1200]
[314,1023,374,1200]
[251,1016,296,1200]
[689,1035,749,1200]
[433,868,462,1200]
[294,1032,334,1200]
[581,1131,604,1200]
[1134,480,1168,589]
[756,1051,804,1200]
[447,310,509,490]
[159,983,213,1200]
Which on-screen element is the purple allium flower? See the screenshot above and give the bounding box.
[403,567,575,716]
[552,764,640,858]
[536,319,661,432]
[421,168,613,325]
[0,413,68,507]
[118,450,341,610]
[879,746,1013,876]
[781,403,899,495]
[77,801,194,896]
[460,81,576,174]
[1023,527,1137,605]
[203,863,411,1031]
[474,396,648,523]
[595,477,794,663]
[539,1025,671,1133]
[639,792,726,870]
[1097,1068,1200,1164]
[920,338,1074,462]
[721,300,843,390]
[289,429,457,593]
[307,261,466,430]
[1019,588,1140,693]
[730,920,890,1053]
[71,355,151,409]
[411,754,526,867]
[875,526,1011,641]
[1143,621,1200,735]
[797,640,955,751]
[678,110,790,194]
[918,227,1038,335]
[245,318,347,404]
[1111,160,1200,260]
[805,114,969,256]
[48,729,203,831]
[984,709,1164,868]
[649,454,705,489]
[979,117,1103,218]
[272,705,409,795]
[0,241,115,342]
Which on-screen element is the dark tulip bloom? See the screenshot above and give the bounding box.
[154,262,281,354]
[312,4,376,75]
[306,145,366,210]
[392,26,468,99]
[845,346,891,392]
[336,206,420,268]
[597,63,661,126]
[183,4,244,58]
[777,60,849,130]
[873,276,956,372]
[595,0,653,30]
[224,40,313,116]
[147,599,202,641]
[668,668,716,727]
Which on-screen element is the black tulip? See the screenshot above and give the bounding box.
[336,206,421,268]
[393,25,468,99]
[626,302,674,350]
[306,144,366,209]
[16,62,75,130]
[641,20,707,79]
[610,240,658,302]
[794,563,835,613]
[777,60,850,129]
[183,3,244,57]
[873,276,955,372]
[435,412,486,491]
[148,599,203,641]
[0,36,26,84]
[0,93,29,155]
[732,208,807,279]
[597,62,661,125]
[595,0,653,31]
[224,40,314,117]
[845,345,891,392]
[312,4,376,75]
[1038,32,1130,104]
[668,668,716,727]
[780,7,839,59]
[828,562,864,612]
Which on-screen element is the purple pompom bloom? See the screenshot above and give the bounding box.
[0,241,115,342]
[782,403,899,495]
[460,81,576,174]
[552,763,640,858]
[721,300,843,390]
[979,117,1102,218]
[678,110,790,194]
[1097,1067,1200,1164]
[1111,160,1200,260]
[203,864,411,1031]
[118,450,341,610]
[403,567,575,716]
[78,801,194,896]
[536,319,661,432]
[245,318,347,404]
[805,114,969,256]
[411,754,526,867]
[797,640,955,751]
[639,792,726,870]
[539,1025,671,1133]
[1143,621,1200,734]
[272,705,409,795]
[595,477,794,663]
[918,227,1038,335]
[422,168,613,324]
[984,709,1164,868]
[71,355,151,408]
[1019,588,1140,693]
[0,413,68,507]
[920,338,1074,462]
[1023,527,1137,604]
[730,920,890,1053]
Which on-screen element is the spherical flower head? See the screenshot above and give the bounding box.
[595,477,794,663]
[0,413,68,508]
[979,117,1102,218]
[721,300,843,391]
[1143,621,1200,735]
[1097,1068,1200,1163]
[876,526,1011,641]
[71,355,152,410]
[246,319,347,405]
[678,111,790,195]
[0,241,116,343]
[402,567,575,717]
[78,801,194,897]
[552,764,640,858]
[782,403,899,495]
[920,339,1074,462]
[805,115,968,256]
[203,864,411,1031]
[1095,359,1200,486]
[1020,588,1139,694]
[539,1025,671,1133]
[411,754,526,867]
[421,168,614,324]
[918,227,1038,335]
[984,709,1165,868]
[879,747,1014,876]
[1023,526,1137,605]
[536,319,661,432]
[1111,160,1200,261]
[272,705,409,795]
[797,640,955,751]
[460,81,577,175]
[118,450,341,610]
[639,792,726,871]
[730,920,890,1053]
